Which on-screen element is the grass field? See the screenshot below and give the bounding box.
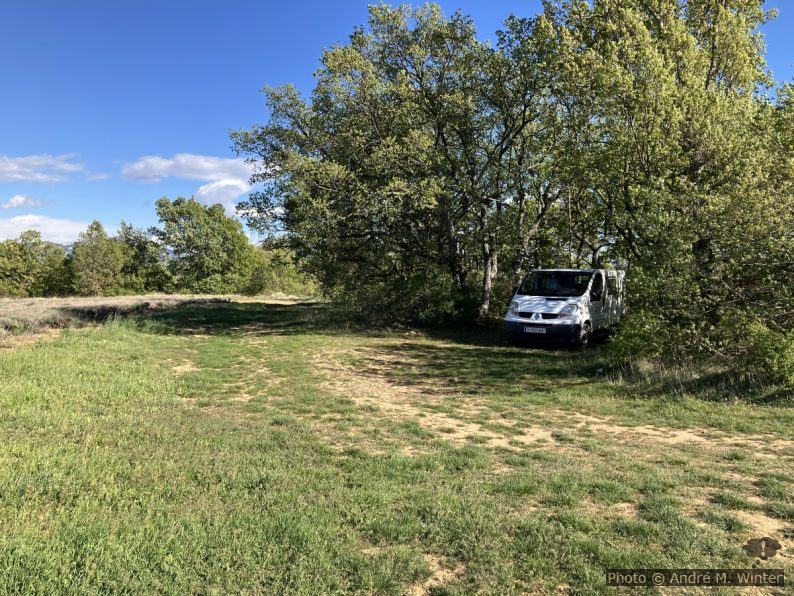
[1,297,792,594]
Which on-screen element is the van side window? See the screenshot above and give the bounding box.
[606,275,617,294]
[591,272,603,300]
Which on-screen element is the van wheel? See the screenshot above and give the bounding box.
[575,323,591,350]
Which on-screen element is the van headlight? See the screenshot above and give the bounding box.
[559,304,579,318]
[509,301,520,316]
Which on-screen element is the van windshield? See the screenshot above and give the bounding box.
[517,271,592,297]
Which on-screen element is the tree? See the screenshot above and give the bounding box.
[243,245,318,296]
[117,222,172,293]
[71,221,126,296]
[0,238,29,297]
[150,197,256,293]
[22,231,71,296]
[0,231,69,297]
[233,4,556,321]
[533,0,791,383]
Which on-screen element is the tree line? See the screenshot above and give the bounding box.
[232,0,793,388]
[0,197,314,298]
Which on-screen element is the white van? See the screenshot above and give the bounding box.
[505,269,625,348]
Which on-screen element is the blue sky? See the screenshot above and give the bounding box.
[1,0,791,243]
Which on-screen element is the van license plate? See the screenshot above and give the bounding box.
[524,327,546,334]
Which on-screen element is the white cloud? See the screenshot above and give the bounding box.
[121,153,252,183]
[195,178,252,204]
[122,153,255,211]
[0,154,84,182]
[0,215,88,244]
[1,194,42,209]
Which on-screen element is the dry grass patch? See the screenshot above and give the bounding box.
[0,295,235,352]
[313,342,794,464]
[406,554,465,596]
[0,294,209,328]
[609,501,640,519]
[553,408,794,454]
[733,509,790,544]
[313,344,562,452]
[0,326,60,350]
[172,362,201,374]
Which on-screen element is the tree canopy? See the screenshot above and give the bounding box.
[150,197,256,293]
[233,0,793,385]
[0,199,315,299]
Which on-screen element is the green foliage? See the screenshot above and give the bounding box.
[243,247,318,296]
[329,263,460,325]
[117,221,172,293]
[735,322,794,389]
[71,221,127,296]
[0,240,26,297]
[0,203,311,300]
[0,231,70,297]
[151,197,256,293]
[233,3,557,322]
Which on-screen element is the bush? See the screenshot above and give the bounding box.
[610,311,668,360]
[243,249,318,296]
[329,265,461,325]
[190,272,250,295]
[735,322,794,388]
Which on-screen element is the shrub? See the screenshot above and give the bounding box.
[243,248,318,296]
[734,322,794,388]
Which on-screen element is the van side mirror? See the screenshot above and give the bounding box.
[590,289,602,302]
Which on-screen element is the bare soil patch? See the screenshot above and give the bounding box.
[172,362,201,374]
[406,554,465,596]
[314,344,794,462]
[554,409,794,454]
[317,351,555,451]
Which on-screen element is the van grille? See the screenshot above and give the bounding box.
[518,312,559,320]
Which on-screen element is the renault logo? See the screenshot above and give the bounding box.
[533,313,540,320]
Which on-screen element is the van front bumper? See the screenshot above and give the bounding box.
[505,320,581,345]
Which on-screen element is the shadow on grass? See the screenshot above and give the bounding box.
[344,338,597,396]
[139,300,590,351]
[56,298,233,326]
[127,299,600,390]
[99,298,786,405]
[614,365,793,405]
[141,300,333,337]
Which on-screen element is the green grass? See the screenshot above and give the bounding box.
[698,508,751,534]
[0,299,792,594]
[712,491,756,511]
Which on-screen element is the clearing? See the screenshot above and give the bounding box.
[0,297,792,594]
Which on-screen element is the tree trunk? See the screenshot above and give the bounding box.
[442,205,466,289]
[511,188,552,284]
[591,246,600,268]
[511,189,528,286]
[479,233,498,319]
[692,235,719,325]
